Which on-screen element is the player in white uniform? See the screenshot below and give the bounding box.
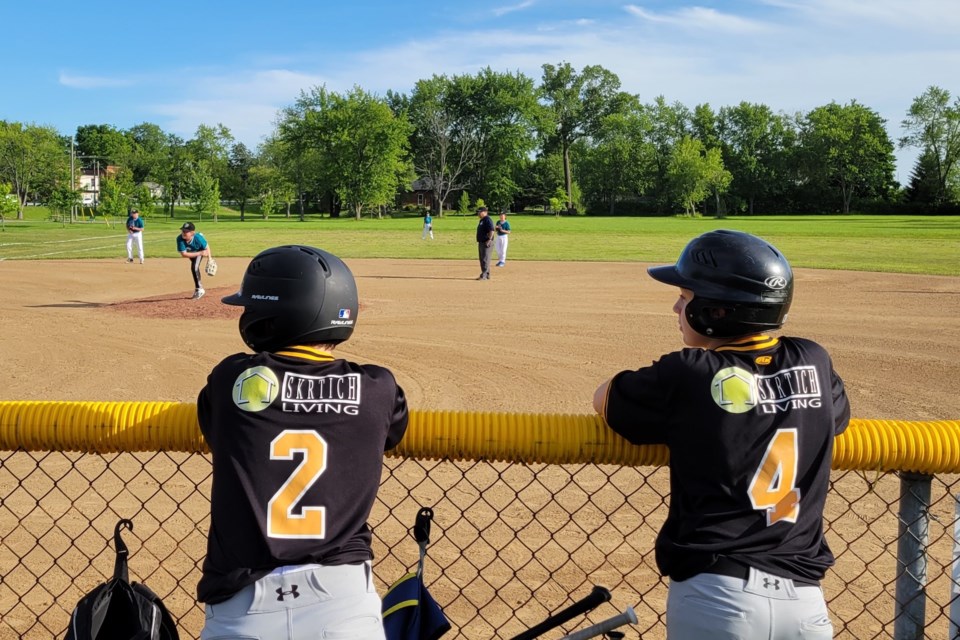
[422,213,434,239]
[494,213,510,266]
[125,209,144,263]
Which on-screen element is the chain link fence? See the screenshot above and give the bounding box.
[2,449,959,639]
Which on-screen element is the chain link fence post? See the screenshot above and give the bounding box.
[951,493,960,640]
[895,472,931,640]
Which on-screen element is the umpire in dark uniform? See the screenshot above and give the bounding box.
[475,206,495,280]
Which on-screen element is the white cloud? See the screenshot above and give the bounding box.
[764,0,960,33]
[624,4,771,33]
[144,68,331,147]
[151,99,280,148]
[60,2,954,177]
[494,1,535,17]
[58,73,136,89]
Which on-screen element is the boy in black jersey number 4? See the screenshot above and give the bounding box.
[197,245,408,640]
[594,230,849,640]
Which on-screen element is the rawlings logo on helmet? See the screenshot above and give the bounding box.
[764,276,789,289]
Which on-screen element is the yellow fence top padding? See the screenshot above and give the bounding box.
[0,402,957,473]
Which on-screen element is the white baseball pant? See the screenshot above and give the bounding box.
[666,568,833,639]
[495,235,508,263]
[201,562,385,640]
[126,232,144,261]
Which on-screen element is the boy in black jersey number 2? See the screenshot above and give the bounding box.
[593,230,849,640]
[197,245,408,640]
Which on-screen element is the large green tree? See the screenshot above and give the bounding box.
[718,102,795,214]
[225,142,255,220]
[256,136,298,217]
[577,96,655,214]
[900,86,960,205]
[74,124,131,168]
[0,182,19,225]
[904,147,959,204]
[668,136,732,216]
[187,124,233,195]
[799,101,896,213]
[98,168,135,219]
[452,68,539,211]
[539,62,628,213]
[182,161,221,221]
[125,122,170,184]
[297,86,412,220]
[0,121,68,218]
[646,96,692,212]
[277,91,334,218]
[407,74,478,215]
[155,134,191,216]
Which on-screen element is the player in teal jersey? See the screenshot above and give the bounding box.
[176,222,210,299]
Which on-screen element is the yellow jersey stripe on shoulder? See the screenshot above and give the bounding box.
[274,345,336,362]
[716,335,779,352]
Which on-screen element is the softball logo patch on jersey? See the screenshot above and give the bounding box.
[233,366,280,412]
[711,367,757,413]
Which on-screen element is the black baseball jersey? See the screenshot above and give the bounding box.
[196,345,408,604]
[600,334,849,584]
[476,215,494,242]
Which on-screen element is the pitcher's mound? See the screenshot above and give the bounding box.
[107,287,241,320]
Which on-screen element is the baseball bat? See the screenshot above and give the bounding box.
[509,586,612,640]
[559,606,638,640]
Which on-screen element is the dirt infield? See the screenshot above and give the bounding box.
[2,257,960,638]
[3,257,958,420]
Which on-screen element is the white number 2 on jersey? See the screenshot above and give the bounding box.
[748,428,801,526]
[268,430,328,539]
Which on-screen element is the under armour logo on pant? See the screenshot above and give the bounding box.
[763,578,781,590]
[276,585,300,601]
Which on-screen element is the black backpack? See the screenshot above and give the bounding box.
[64,519,179,640]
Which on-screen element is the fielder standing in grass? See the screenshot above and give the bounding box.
[421,211,434,240]
[196,245,408,640]
[125,208,144,264]
[494,212,510,267]
[176,221,211,299]
[593,230,849,639]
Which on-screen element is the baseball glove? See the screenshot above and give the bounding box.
[205,258,218,277]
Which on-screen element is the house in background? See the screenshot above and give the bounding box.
[78,169,99,205]
[142,181,164,200]
[396,177,434,210]
[396,177,464,214]
[77,166,161,206]
[78,165,119,206]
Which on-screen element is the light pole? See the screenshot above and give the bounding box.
[70,139,76,222]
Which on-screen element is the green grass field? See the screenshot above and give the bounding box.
[1,206,958,275]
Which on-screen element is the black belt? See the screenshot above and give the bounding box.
[702,557,819,587]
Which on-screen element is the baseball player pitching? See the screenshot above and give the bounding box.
[176,222,210,299]
[196,245,408,640]
[594,230,849,639]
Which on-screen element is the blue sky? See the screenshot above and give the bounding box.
[5,0,959,182]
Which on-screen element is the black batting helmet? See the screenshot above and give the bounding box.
[222,245,358,352]
[648,230,793,338]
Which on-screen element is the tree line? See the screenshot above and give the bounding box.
[1,63,958,222]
